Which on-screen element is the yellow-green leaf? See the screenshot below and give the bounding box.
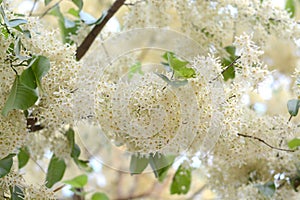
[288,138,300,149]
[170,165,191,195]
[63,174,88,188]
[91,192,109,200]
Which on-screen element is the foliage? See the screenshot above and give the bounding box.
[1,0,300,199]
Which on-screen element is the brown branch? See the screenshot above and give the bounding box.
[237,133,295,152]
[53,184,65,193]
[75,0,126,61]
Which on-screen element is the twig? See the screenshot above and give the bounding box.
[210,55,241,82]
[53,184,65,193]
[39,0,63,19]
[75,0,126,60]
[187,184,207,200]
[237,133,295,152]
[288,115,293,123]
[29,0,38,16]
[124,0,145,7]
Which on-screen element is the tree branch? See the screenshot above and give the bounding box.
[237,133,295,152]
[75,0,126,61]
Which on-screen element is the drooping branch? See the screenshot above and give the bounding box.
[237,133,295,152]
[75,0,126,61]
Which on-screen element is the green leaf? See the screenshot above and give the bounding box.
[290,175,300,192]
[50,5,79,44]
[170,165,192,195]
[63,174,88,188]
[155,73,188,87]
[45,154,66,188]
[0,0,2,4]
[286,0,296,18]
[2,76,38,116]
[288,138,300,149]
[20,67,37,89]
[7,19,27,27]
[0,154,15,178]
[10,185,24,200]
[68,8,80,17]
[72,0,83,10]
[44,0,52,5]
[149,153,171,179]
[91,192,109,200]
[65,128,77,157]
[165,52,195,79]
[256,181,276,198]
[224,45,236,57]
[65,128,92,172]
[75,159,93,172]
[29,55,50,91]
[130,154,148,175]
[128,62,143,79]
[287,99,300,116]
[221,46,237,81]
[18,147,30,169]
[157,155,175,182]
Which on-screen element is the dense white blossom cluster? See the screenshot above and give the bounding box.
[0,3,81,198]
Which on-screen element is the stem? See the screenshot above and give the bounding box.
[288,115,293,123]
[75,0,126,60]
[39,0,63,19]
[237,133,295,152]
[211,55,241,82]
[29,0,38,16]
[53,184,65,193]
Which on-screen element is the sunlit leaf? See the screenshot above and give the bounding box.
[45,154,66,188]
[0,154,15,178]
[285,0,296,18]
[2,76,38,116]
[170,165,192,194]
[165,52,195,79]
[68,8,80,17]
[63,174,88,188]
[288,138,300,149]
[91,192,110,200]
[128,62,143,79]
